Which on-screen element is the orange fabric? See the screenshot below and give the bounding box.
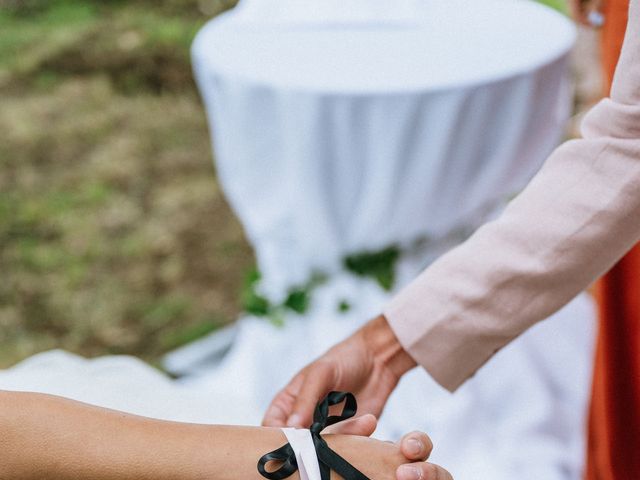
[600,0,630,87]
[586,1,640,479]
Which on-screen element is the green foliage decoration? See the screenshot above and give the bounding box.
[241,268,328,325]
[241,269,271,317]
[338,300,351,313]
[242,244,404,323]
[343,245,401,292]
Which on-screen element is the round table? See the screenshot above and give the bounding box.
[192,0,577,299]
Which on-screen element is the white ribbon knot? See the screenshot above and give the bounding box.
[281,428,322,480]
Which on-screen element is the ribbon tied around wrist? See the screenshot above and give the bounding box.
[258,392,371,480]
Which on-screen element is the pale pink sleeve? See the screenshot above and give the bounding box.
[383,0,640,392]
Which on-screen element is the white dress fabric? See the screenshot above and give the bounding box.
[0,2,596,479]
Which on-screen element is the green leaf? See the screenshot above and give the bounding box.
[338,300,351,313]
[268,308,286,328]
[241,267,271,316]
[242,293,270,317]
[343,245,401,291]
[284,288,310,314]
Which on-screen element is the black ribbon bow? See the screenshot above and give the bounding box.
[258,391,371,480]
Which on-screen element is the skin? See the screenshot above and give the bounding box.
[0,389,450,480]
[568,0,603,24]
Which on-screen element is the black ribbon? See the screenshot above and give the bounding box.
[258,392,371,480]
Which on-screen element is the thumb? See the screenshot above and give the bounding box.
[323,414,377,436]
[262,372,305,427]
[287,362,335,428]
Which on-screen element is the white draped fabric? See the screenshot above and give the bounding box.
[0,2,596,479]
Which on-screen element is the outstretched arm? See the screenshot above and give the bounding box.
[0,389,284,480]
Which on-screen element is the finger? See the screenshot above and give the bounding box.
[262,397,290,427]
[323,414,377,436]
[262,372,305,427]
[287,362,335,428]
[397,462,453,480]
[398,431,433,462]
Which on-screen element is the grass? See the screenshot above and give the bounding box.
[537,0,570,14]
[0,0,249,368]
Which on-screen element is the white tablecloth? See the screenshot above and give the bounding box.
[0,2,595,479]
[192,0,577,300]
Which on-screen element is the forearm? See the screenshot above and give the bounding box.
[0,390,285,480]
[360,315,417,380]
[385,133,640,389]
[384,0,640,391]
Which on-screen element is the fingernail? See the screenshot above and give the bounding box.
[287,414,303,427]
[406,438,423,456]
[398,466,422,480]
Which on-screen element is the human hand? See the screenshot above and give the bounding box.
[314,397,447,480]
[263,315,416,429]
[568,0,604,26]
[325,431,453,480]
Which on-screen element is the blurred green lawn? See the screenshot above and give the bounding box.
[538,0,569,13]
[0,0,253,368]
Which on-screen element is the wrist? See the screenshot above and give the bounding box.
[360,314,416,381]
[205,426,296,480]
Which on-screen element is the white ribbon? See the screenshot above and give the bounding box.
[281,428,322,480]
